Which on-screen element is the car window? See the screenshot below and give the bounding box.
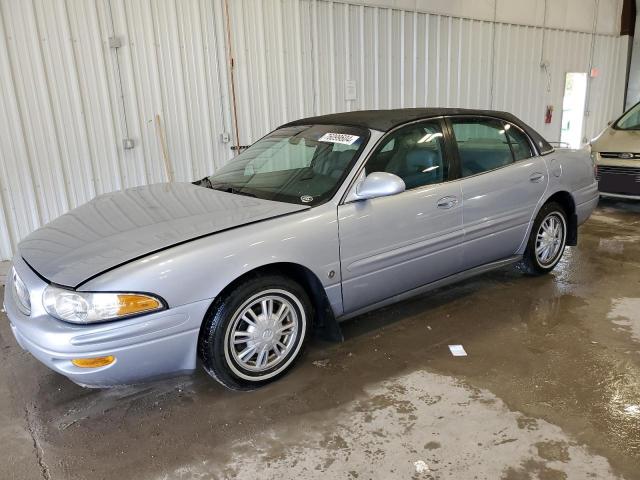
[505,124,533,161]
[615,101,640,130]
[380,138,395,152]
[451,118,514,177]
[249,137,316,174]
[366,121,448,190]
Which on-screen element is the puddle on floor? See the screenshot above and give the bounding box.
[160,370,621,480]
[608,298,640,343]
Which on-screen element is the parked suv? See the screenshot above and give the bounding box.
[591,101,640,199]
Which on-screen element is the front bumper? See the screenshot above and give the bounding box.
[3,255,211,387]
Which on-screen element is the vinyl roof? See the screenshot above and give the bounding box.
[281,108,553,154]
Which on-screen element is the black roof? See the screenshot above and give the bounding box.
[281,108,553,154]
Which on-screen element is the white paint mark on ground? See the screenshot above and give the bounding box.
[414,459,429,473]
[448,344,467,356]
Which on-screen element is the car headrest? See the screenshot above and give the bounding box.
[406,149,438,170]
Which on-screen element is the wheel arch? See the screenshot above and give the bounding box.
[200,262,343,343]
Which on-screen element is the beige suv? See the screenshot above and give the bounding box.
[591,101,640,199]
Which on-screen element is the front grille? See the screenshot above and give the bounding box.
[597,165,640,195]
[600,152,640,159]
[597,165,640,178]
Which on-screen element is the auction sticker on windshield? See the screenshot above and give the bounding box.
[318,133,360,145]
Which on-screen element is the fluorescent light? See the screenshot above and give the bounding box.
[417,132,443,143]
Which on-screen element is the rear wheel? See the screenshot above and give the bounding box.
[520,202,568,275]
[198,275,312,390]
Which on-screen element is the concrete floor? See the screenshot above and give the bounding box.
[1,199,639,480]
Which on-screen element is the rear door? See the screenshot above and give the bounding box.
[447,116,548,269]
[338,119,464,313]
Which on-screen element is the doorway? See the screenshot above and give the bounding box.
[560,72,588,149]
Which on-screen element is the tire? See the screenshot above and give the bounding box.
[198,275,312,390]
[519,202,568,275]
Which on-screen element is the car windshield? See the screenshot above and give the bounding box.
[615,102,640,130]
[197,125,369,206]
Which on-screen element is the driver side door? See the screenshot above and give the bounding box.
[338,119,464,313]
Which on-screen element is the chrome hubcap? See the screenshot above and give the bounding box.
[228,294,299,373]
[535,213,565,266]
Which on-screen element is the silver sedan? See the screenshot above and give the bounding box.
[4,108,599,390]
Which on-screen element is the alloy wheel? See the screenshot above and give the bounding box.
[535,212,566,267]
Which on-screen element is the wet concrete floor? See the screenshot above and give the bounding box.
[1,199,639,479]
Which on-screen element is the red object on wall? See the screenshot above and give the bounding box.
[545,105,554,124]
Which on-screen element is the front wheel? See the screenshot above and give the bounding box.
[519,202,568,275]
[198,275,312,390]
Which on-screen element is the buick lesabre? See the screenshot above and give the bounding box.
[4,108,599,390]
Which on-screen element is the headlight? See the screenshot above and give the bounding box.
[43,285,164,324]
[11,267,31,316]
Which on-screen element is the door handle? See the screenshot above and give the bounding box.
[530,173,545,183]
[437,196,459,209]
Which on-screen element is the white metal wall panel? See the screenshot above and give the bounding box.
[586,33,629,140]
[0,0,631,260]
[0,2,40,260]
[0,0,233,259]
[233,1,627,153]
[2,0,72,228]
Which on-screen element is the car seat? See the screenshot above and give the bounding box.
[386,133,443,189]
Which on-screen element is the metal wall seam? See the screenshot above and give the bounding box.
[69,0,123,197]
[205,0,233,172]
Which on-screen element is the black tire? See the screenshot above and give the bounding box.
[519,202,568,275]
[198,274,312,390]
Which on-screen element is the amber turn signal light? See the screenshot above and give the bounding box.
[71,355,115,368]
[116,294,162,316]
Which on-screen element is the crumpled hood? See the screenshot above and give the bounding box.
[591,127,640,153]
[19,182,308,287]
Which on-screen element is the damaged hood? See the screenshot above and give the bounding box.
[19,182,308,287]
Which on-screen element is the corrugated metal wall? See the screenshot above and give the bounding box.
[0,0,630,260]
[230,1,629,146]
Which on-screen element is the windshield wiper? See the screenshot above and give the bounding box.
[193,178,257,198]
[211,183,257,198]
[226,187,257,198]
[192,176,213,188]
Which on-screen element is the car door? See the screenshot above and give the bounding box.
[338,119,464,313]
[447,116,548,269]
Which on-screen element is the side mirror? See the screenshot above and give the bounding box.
[346,172,405,202]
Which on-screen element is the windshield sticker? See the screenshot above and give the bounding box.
[318,133,360,145]
[300,195,314,203]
